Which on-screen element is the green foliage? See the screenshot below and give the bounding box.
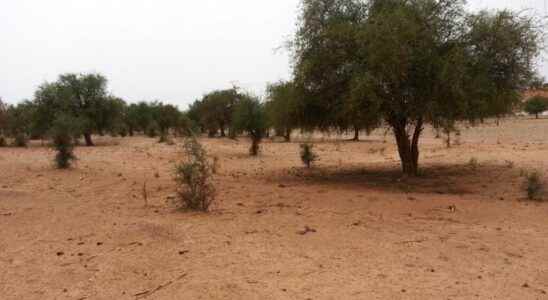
[232,95,267,156]
[265,81,300,141]
[175,136,216,211]
[4,101,36,139]
[33,73,117,146]
[13,133,28,147]
[292,0,541,175]
[146,121,159,138]
[0,98,7,136]
[524,171,545,201]
[300,143,318,168]
[188,88,241,137]
[524,96,548,118]
[51,114,80,169]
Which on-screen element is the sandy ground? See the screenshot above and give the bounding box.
[1,117,547,300]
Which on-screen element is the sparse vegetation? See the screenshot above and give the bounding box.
[300,143,318,168]
[51,115,80,169]
[174,135,216,211]
[524,171,545,201]
[468,158,479,171]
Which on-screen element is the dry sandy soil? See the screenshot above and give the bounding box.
[1,117,547,300]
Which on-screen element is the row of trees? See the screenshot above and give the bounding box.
[0,73,190,146]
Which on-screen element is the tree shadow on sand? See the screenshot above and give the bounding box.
[268,162,518,196]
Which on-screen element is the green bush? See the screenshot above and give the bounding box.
[300,143,318,168]
[174,136,216,211]
[51,115,80,169]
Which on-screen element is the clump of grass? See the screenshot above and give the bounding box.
[524,171,545,201]
[12,133,28,147]
[468,158,479,171]
[300,143,318,168]
[174,135,216,211]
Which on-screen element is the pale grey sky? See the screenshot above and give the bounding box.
[1,0,546,108]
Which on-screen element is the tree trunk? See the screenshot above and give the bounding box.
[284,128,292,142]
[84,132,94,147]
[393,118,423,176]
[220,124,226,137]
[250,138,260,156]
[352,126,360,141]
[536,113,539,119]
[129,127,134,137]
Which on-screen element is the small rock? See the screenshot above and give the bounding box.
[522,283,529,288]
[56,251,64,256]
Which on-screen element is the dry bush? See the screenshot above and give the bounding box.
[300,143,318,168]
[468,158,479,171]
[524,171,545,201]
[174,136,216,211]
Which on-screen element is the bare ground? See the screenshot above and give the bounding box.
[1,117,548,300]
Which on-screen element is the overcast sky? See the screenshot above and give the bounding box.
[1,0,547,108]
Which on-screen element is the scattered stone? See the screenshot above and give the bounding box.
[178,250,189,255]
[298,226,317,235]
[522,283,529,288]
[56,251,64,256]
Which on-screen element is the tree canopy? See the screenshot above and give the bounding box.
[524,96,548,118]
[232,94,268,156]
[265,80,300,141]
[292,0,542,175]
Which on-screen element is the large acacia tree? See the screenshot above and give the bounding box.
[293,0,541,175]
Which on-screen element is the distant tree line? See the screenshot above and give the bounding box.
[0,73,190,147]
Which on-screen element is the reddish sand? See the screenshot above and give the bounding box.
[1,117,547,299]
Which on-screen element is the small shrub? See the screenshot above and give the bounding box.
[300,143,318,168]
[468,158,478,171]
[524,171,545,201]
[51,115,79,169]
[174,136,216,211]
[158,133,168,143]
[12,133,28,147]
